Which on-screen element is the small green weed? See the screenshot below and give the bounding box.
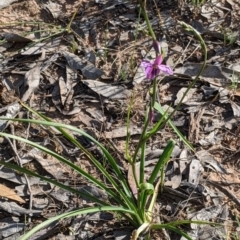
[191,0,205,7]
[223,28,238,46]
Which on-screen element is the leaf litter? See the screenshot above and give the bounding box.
[0,0,240,239]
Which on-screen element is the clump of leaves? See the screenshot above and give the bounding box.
[0,102,212,240]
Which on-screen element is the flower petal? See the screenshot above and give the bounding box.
[149,68,160,79]
[154,55,163,66]
[141,60,155,80]
[145,66,155,80]
[158,64,173,75]
[140,60,152,68]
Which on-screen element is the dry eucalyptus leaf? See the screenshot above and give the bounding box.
[133,63,146,85]
[165,161,182,189]
[4,33,33,42]
[86,108,106,122]
[0,217,24,238]
[59,76,68,106]
[63,51,104,79]
[0,168,26,184]
[188,159,204,186]
[15,182,49,196]
[188,205,223,229]
[196,150,227,174]
[77,186,108,201]
[61,106,81,115]
[0,184,25,203]
[61,66,78,111]
[0,102,21,131]
[0,200,41,216]
[62,51,85,69]
[49,188,69,202]
[0,0,18,9]
[175,63,240,89]
[105,125,142,138]
[82,80,131,99]
[21,64,41,102]
[43,1,62,18]
[32,197,49,209]
[41,53,60,71]
[114,230,132,240]
[21,37,61,55]
[230,101,240,117]
[175,88,195,105]
[31,153,71,179]
[179,149,189,174]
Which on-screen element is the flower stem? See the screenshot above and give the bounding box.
[152,78,157,111]
[137,0,156,40]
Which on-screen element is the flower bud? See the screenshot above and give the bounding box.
[152,40,161,54]
[149,109,154,124]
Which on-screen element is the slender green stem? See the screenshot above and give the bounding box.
[132,119,149,164]
[139,141,146,184]
[139,106,149,184]
[152,78,157,111]
[126,92,135,163]
[137,0,156,40]
[131,0,158,169]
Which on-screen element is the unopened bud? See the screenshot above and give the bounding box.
[149,109,154,124]
[152,40,161,54]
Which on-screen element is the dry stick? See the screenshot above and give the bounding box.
[7,125,33,223]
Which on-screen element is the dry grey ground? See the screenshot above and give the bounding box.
[0,0,240,239]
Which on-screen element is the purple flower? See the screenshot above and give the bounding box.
[140,55,173,80]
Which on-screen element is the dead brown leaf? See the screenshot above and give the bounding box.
[0,183,25,203]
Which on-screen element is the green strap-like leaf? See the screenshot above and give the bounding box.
[148,139,175,184]
[1,114,137,212]
[20,206,136,240]
[22,103,134,200]
[0,160,107,205]
[154,102,194,151]
[0,132,124,206]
